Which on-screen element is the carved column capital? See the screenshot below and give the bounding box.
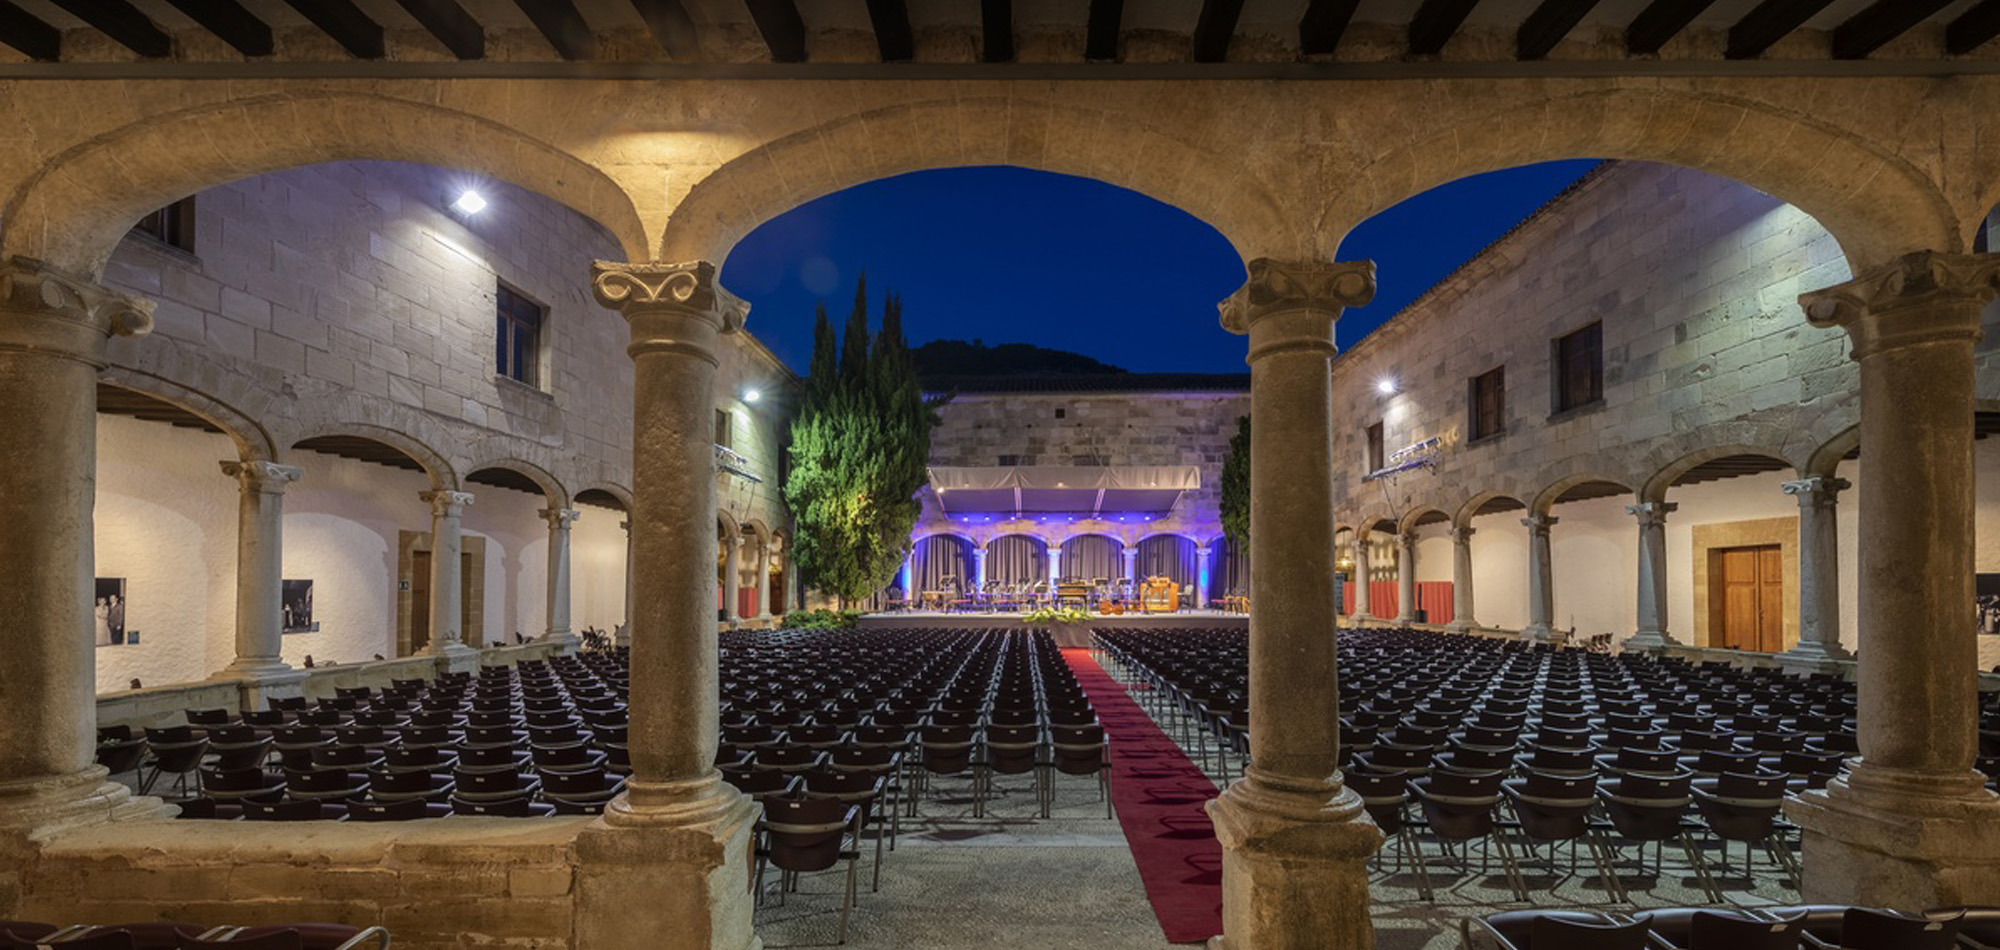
[1783,476,1851,508]
[541,507,581,529]
[1219,258,1376,335]
[1451,526,1476,543]
[1625,501,1679,526]
[1800,251,2000,359]
[0,257,154,367]
[592,260,746,324]
[1397,530,1418,551]
[219,460,302,494]
[421,489,474,517]
[1522,513,1559,534]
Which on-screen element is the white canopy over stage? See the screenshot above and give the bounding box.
[927,465,1200,519]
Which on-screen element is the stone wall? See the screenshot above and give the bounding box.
[916,387,1250,549]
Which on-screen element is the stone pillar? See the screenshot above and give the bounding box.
[719,533,740,623]
[972,544,989,590]
[1207,259,1383,950]
[541,507,580,652]
[1446,526,1477,632]
[1624,501,1678,650]
[1351,537,1373,620]
[1122,545,1139,590]
[1196,545,1213,610]
[579,260,758,950]
[1785,251,2000,907]
[213,460,307,708]
[1521,513,1557,642]
[1046,544,1063,584]
[617,518,633,647]
[421,490,477,670]
[1394,531,1417,624]
[1782,476,1853,664]
[756,536,774,621]
[0,258,167,836]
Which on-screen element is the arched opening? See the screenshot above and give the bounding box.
[911,534,973,603]
[987,534,1049,588]
[1540,477,1637,641]
[1461,495,1529,631]
[572,487,632,636]
[1134,534,1198,599]
[1648,451,1800,652]
[1059,534,1124,585]
[1207,534,1248,610]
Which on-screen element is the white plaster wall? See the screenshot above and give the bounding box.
[570,508,628,633]
[1468,511,1530,630]
[280,453,433,667]
[1413,525,1453,583]
[1548,494,1638,639]
[1661,469,1801,647]
[462,485,549,647]
[93,415,238,693]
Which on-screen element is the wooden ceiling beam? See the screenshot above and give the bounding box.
[1831,0,1952,59]
[981,0,1012,62]
[277,0,384,58]
[1409,0,1480,56]
[391,0,484,60]
[1949,0,2000,54]
[512,0,595,60]
[1518,0,1601,60]
[1085,0,1122,61]
[1625,0,1718,54]
[49,0,170,57]
[1299,0,1359,56]
[1192,0,1245,63]
[0,1,59,60]
[1725,0,1836,60]
[161,0,271,56]
[865,0,912,62]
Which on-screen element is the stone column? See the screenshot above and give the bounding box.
[1122,545,1139,590]
[0,258,167,836]
[617,518,633,647]
[972,544,988,590]
[1207,258,1383,950]
[1782,476,1853,664]
[1521,513,1557,641]
[1783,251,2000,908]
[579,260,758,950]
[1446,526,1477,632]
[1624,501,1678,650]
[1394,531,1417,624]
[213,460,307,708]
[1352,537,1373,620]
[719,533,741,623]
[1196,545,1213,610]
[756,536,774,621]
[541,507,579,652]
[1046,544,1063,584]
[421,489,477,670]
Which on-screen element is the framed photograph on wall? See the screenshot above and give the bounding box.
[282,579,319,633]
[94,578,127,647]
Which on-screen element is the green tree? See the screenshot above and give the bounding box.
[784,278,947,606]
[1220,414,1251,551]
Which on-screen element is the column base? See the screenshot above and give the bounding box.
[574,777,761,950]
[0,766,173,838]
[1781,640,1854,665]
[541,631,580,655]
[1520,623,1553,642]
[431,642,481,675]
[206,664,308,712]
[1204,770,1384,950]
[1444,619,1478,633]
[1621,628,1679,652]
[1784,763,2000,907]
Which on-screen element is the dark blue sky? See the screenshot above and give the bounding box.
[721,160,1602,375]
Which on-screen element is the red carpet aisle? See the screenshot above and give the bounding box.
[1061,648,1224,944]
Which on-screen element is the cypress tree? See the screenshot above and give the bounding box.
[1220,414,1251,551]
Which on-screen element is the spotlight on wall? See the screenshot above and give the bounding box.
[1376,377,1397,395]
[451,190,488,215]
[743,388,762,404]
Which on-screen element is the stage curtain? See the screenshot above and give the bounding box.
[914,535,969,593]
[1137,535,1198,590]
[988,534,1047,586]
[1210,535,1249,600]
[1060,534,1122,583]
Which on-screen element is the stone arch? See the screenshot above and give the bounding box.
[1323,87,1958,271]
[97,367,278,462]
[287,422,457,490]
[1135,531,1200,548]
[1804,427,1860,480]
[1396,505,1452,535]
[914,529,980,548]
[659,95,1300,267]
[1454,492,1530,530]
[573,483,633,512]
[3,91,650,279]
[463,457,569,503]
[1531,474,1635,516]
[1639,444,1797,503]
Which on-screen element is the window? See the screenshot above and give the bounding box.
[495,284,544,387]
[714,408,732,448]
[1469,366,1505,441]
[1365,422,1385,472]
[130,196,196,253]
[1553,321,1603,414]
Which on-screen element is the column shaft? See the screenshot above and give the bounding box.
[1394,532,1417,624]
[1448,526,1476,631]
[1196,547,1212,610]
[422,490,475,664]
[0,258,161,832]
[721,534,741,622]
[1352,540,1372,619]
[1783,477,1851,662]
[756,539,773,620]
[1625,501,1677,650]
[1522,514,1557,641]
[543,508,578,650]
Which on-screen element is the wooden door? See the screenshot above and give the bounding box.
[1713,544,1783,652]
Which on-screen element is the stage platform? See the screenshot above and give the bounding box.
[857,609,1247,631]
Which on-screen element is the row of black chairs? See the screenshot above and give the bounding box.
[1462,904,1997,950]
[0,922,387,950]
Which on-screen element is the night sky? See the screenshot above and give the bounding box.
[721,160,1603,375]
